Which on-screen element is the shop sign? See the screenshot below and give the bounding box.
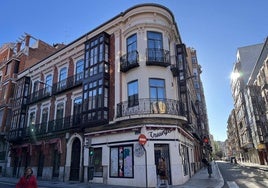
[148,128,173,138]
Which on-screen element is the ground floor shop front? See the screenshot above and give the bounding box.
[5,124,202,187]
[83,125,199,187]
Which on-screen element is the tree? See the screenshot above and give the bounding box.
[211,141,224,159]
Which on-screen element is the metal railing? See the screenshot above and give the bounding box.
[120,51,139,72]
[116,98,184,118]
[28,73,83,104]
[146,48,170,67]
[9,114,82,141]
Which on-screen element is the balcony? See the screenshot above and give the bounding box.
[53,72,83,94]
[116,98,184,118]
[146,48,170,67]
[120,51,139,72]
[8,128,24,142]
[170,64,179,77]
[28,73,83,104]
[8,114,82,141]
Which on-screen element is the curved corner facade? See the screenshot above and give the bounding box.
[3,4,207,187]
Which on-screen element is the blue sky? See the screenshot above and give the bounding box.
[1,0,268,141]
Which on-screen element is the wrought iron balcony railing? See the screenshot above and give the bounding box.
[116,98,184,118]
[120,51,139,72]
[8,114,82,141]
[146,48,170,67]
[28,73,83,104]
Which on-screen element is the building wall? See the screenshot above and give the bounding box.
[5,4,207,187]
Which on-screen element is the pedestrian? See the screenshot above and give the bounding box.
[16,167,38,188]
[202,158,212,178]
[157,157,169,188]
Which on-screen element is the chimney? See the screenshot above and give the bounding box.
[25,34,31,47]
[16,42,21,53]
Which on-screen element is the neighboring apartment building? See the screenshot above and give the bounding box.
[185,47,210,167]
[245,37,268,164]
[227,109,240,159]
[6,4,209,187]
[229,39,268,165]
[0,34,58,175]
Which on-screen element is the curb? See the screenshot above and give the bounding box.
[215,162,224,188]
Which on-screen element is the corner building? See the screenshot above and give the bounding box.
[7,4,206,187]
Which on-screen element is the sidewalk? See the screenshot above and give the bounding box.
[238,161,268,172]
[0,161,224,188]
[174,161,224,188]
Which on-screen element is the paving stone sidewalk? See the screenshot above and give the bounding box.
[0,161,224,188]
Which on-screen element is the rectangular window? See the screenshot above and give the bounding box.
[147,31,163,62]
[128,80,139,107]
[28,111,36,127]
[74,97,82,125]
[127,34,137,64]
[59,67,67,89]
[33,81,39,99]
[56,103,64,129]
[149,78,165,100]
[41,108,49,131]
[110,145,133,178]
[45,74,53,94]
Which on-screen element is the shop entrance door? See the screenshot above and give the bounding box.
[154,144,171,184]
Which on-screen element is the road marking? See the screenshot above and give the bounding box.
[227,181,239,188]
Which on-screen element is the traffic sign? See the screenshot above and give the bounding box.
[138,134,147,145]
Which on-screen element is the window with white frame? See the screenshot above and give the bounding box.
[33,81,39,99]
[28,111,36,127]
[45,74,53,94]
[76,59,84,81]
[41,107,49,131]
[59,67,67,89]
[55,102,64,128]
[73,96,82,125]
